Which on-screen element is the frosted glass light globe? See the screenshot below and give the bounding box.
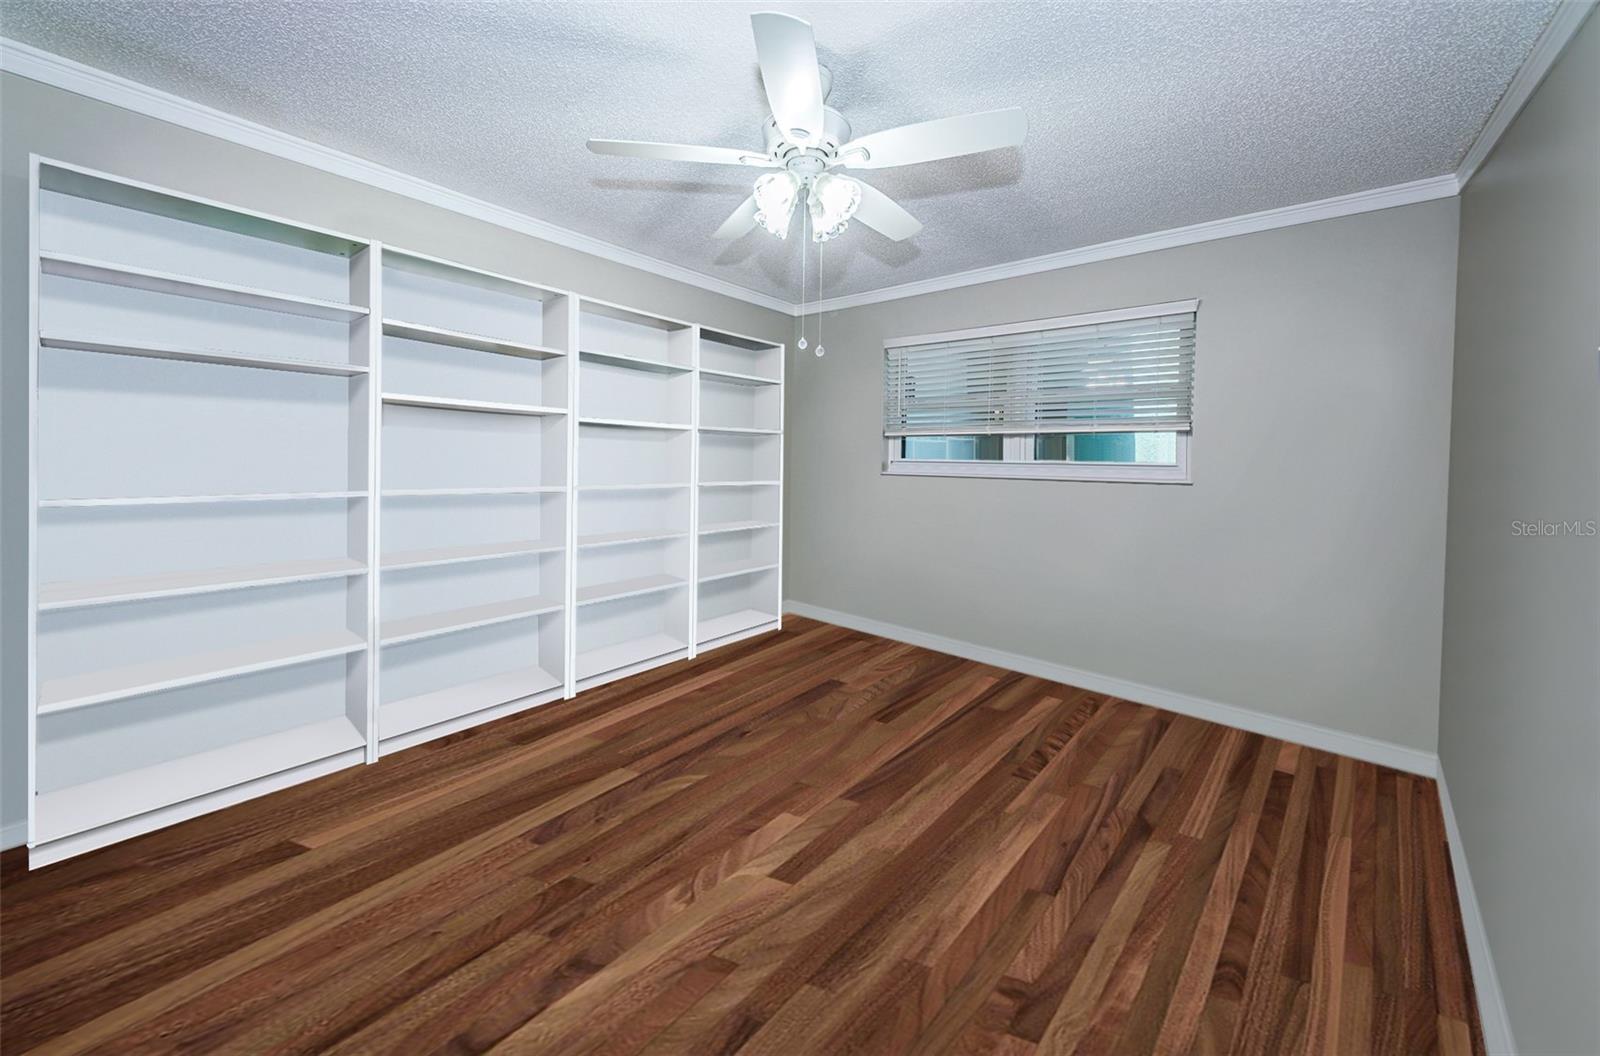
[753,172,800,238]
[807,173,861,242]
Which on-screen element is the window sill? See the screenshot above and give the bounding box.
[882,460,1192,484]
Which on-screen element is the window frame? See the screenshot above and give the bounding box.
[881,300,1197,485]
[883,433,1192,483]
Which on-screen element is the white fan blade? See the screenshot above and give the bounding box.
[836,108,1027,169]
[854,183,922,241]
[713,196,759,239]
[751,13,825,145]
[588,139,772,166]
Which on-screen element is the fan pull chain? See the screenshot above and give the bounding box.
[815,236,825,357]
[797,205,809,352]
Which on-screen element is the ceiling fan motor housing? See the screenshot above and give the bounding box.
[763,103,854,175]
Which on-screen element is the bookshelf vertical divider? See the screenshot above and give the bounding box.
[23,156,783,868]
[688,325,702,661]
[356,244,382,763]
[562,296,580,698]
[25,156,42,848]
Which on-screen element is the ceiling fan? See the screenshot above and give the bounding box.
[587,11,1027,245]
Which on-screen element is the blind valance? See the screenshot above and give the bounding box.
[883,302,1196,436]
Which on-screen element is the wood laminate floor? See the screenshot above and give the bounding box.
[0,616,1484,1055]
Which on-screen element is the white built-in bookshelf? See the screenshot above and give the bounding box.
[574,300,696,690]
[696,330,784,650]
[376,249,572,751]
[24,157,785,867]
[28,159,376,865]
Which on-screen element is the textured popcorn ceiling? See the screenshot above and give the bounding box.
[3,0,1555,303]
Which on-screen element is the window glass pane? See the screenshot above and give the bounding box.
[900,435,1003,460]
[1033,432,1179,464]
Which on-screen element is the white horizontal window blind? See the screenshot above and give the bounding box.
[883,302,1196,437]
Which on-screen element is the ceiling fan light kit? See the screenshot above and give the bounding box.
[586,10,1027,356]
[807,172,861,242]
[587,11,1027,248]
[751,169,862,242]
[753,171,800,238]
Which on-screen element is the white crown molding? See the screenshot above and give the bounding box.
[804,173,1461,314]
[0,36,796,315]
[783,600,1440,776]
[810,0,1593,317]
[1455,0,1597,189]
[8,10,1583,322]
[1435,770,1517,1055]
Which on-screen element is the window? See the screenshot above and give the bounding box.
[901,435,1003,461]
[883,300,1196,482]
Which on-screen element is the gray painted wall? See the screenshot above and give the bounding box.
[5,35,1593,1049]
[0,71,790,842]
[1439,14,1599,1055]
[786,199,1461,753]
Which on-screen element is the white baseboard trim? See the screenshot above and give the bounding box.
[784,600,1524,1050]
[1435,770,1517,1055]
[1,819,26,851]
[783,600,1439,777]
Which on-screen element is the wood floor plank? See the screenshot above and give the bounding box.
[1300,755,1356,1056]
[1032,839,1172,1054]
[0,616,1485,1056]
[1148,736,1279,1056]
[1226,746,1320,1056]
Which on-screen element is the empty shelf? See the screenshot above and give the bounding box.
[382,486,563,498]
[39,333,369,376]
[697,608,779,644]
[576,573,687,606]
[380,595,562,646]
[40,251,370,322]
[382,540,561,572]
[34,716,364,844]
[383,393,566,416]
[38,630,367,714]
[699,559,779,584]
[579,417,692,431]
[576,633,686,681]
[576,528,689,549]
[701,330,780,352]
[383,319,564,360]
[383,250,561,300]
[699,425,781,435]
[381,666,561,740]
[41,491,364,508]
[699,520,780,536]
[39,556,366,610]
[581,299,689,331]
[576,482,690,493]
[578,348,692,373]
[699,367,780,386]
[40,160,365,255]
[700,480,782,488]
